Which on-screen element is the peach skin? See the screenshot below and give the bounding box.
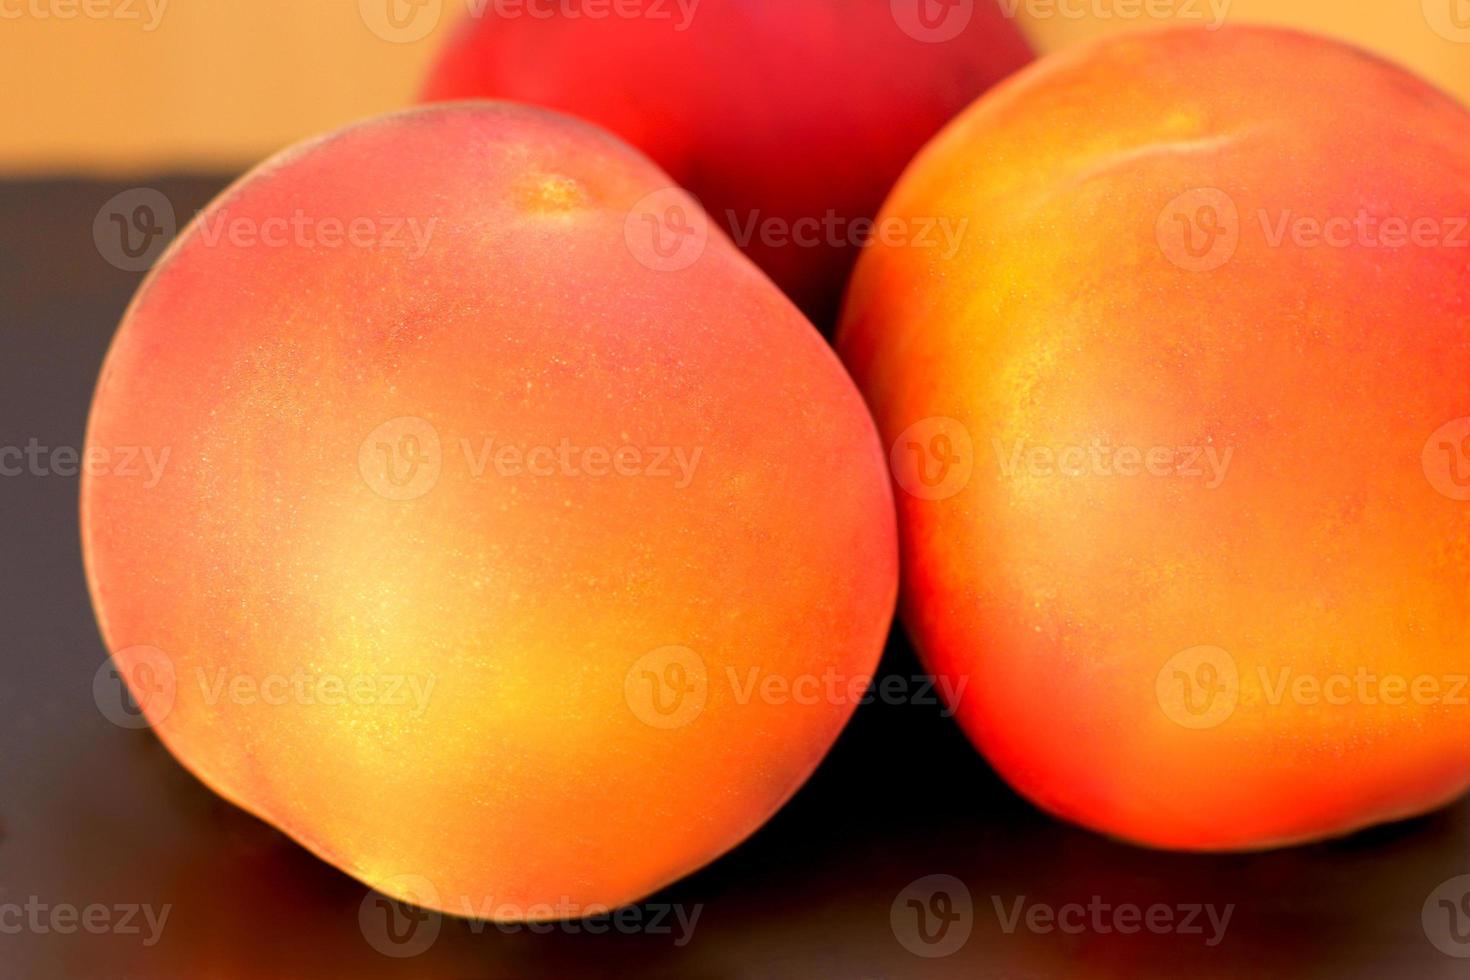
[838,26,1470,851]
[420,0,1033,327]
[83,103,897,919]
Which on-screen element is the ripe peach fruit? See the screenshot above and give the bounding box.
[420,0,1033,326]
[838,27,1470,850]
[1012,0,1470,111]
[83,103,897,917]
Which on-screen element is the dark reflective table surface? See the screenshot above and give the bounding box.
[4,178,1469,978]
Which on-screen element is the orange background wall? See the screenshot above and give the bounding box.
[0,0,456,175]
[2,0,1468,176]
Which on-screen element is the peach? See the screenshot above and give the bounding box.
[83,103,897,917]
[420,0,1032,326]
[838,27,1470,850]
[1011,0,1470,110]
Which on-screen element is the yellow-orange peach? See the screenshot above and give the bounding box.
[839,27,1470,850]
[83,103,897,917]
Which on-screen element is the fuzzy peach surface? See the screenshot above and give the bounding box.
[839,27,1470,851]
[83,103,897,918]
